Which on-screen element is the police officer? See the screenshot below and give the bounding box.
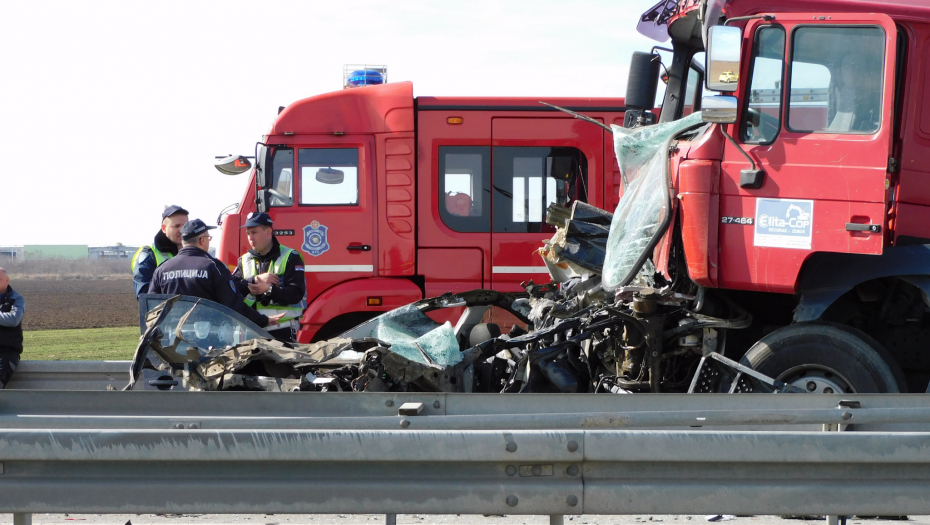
[149,219,284,330]
[233,213,306,343]
[132,205,189,298]
[0,267,25,389]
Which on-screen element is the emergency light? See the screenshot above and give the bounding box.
[343,64,388,88]
[347,70,384,87]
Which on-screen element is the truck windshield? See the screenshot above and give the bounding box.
[603,111,705,291]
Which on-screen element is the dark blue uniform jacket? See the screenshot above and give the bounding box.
[148,247,269,328]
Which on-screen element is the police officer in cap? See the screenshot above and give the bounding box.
[132,205,189,298]
[149,219,284,329]
[233,212,306,343]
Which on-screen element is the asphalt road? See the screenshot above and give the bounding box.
[3,514,925,525]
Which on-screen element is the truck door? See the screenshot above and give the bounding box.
[255,141,377,304]
[718,14,897,291]
[490,118,603,291]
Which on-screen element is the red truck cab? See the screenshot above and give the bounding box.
[616,0,930,392]
[216,82,647,342]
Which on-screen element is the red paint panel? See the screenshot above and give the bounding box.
[894,203,930,243]
[678,160,720,287]
[897,32,930,207]
[718,196,885,293]
[418,248,484,297]
[720,134,889,203]
[215,211,241,273]
[377,133,416,277]
[274,82,414,135]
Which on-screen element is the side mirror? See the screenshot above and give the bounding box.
[705,25,742,93]
[214,155,252,175]
[316,168,345,184]
[255,144,268,189]
[256,190,268,213]
[701,95,738,124]
[626,51,661,110]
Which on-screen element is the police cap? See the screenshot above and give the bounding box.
[162,205,189,220]
[180,219,216,241]
[241,212,273,229]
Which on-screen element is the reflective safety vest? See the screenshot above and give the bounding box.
[240,247,307,330]
[130,245,173,273]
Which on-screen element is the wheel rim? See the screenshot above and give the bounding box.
[777,364,857,394]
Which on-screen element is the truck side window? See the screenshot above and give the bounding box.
[683,60,703,115]
[492,147,587,234]
[439,146,491,233]
[741,26,785,144]
[298,148,359,206]
[268,148,294,207]
[787,26,884,134]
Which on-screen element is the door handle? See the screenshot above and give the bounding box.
[346,244,372,251]
[148,378,179,389]
[845,223,881,233]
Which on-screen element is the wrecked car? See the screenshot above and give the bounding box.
[130,290,534,393]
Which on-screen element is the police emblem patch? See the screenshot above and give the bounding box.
[301,220,330,257]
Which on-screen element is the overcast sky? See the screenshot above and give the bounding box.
[1,0,666,247]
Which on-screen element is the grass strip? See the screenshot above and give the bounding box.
[23,326,140,361]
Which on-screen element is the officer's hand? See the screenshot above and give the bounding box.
[255,273,280,285]
[267,312,287,325]
[248,282,271,295]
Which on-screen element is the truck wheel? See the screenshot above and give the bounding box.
[740,322,905,394]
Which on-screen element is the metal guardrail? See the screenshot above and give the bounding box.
[0,427,927,516]
[1,390,929,430]
[6,360,130,391]
[0,391,929,519]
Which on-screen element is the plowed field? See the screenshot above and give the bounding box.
[13,279,138,330]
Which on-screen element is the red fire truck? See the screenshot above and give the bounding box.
[214,80,702,343]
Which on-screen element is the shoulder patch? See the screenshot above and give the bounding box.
[294,266,305,272]
[229,280,237,293]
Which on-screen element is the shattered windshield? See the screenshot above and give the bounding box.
[349,304,463,367]
[603,112,705,291]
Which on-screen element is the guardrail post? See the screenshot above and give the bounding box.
[550,515,564,525]
[824,400,856,525]
[12,513,31,525]
[385,513,396,525]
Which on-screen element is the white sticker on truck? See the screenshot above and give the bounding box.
[753,198,814,250]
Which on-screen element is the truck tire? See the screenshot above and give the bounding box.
[740,322,905,394]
